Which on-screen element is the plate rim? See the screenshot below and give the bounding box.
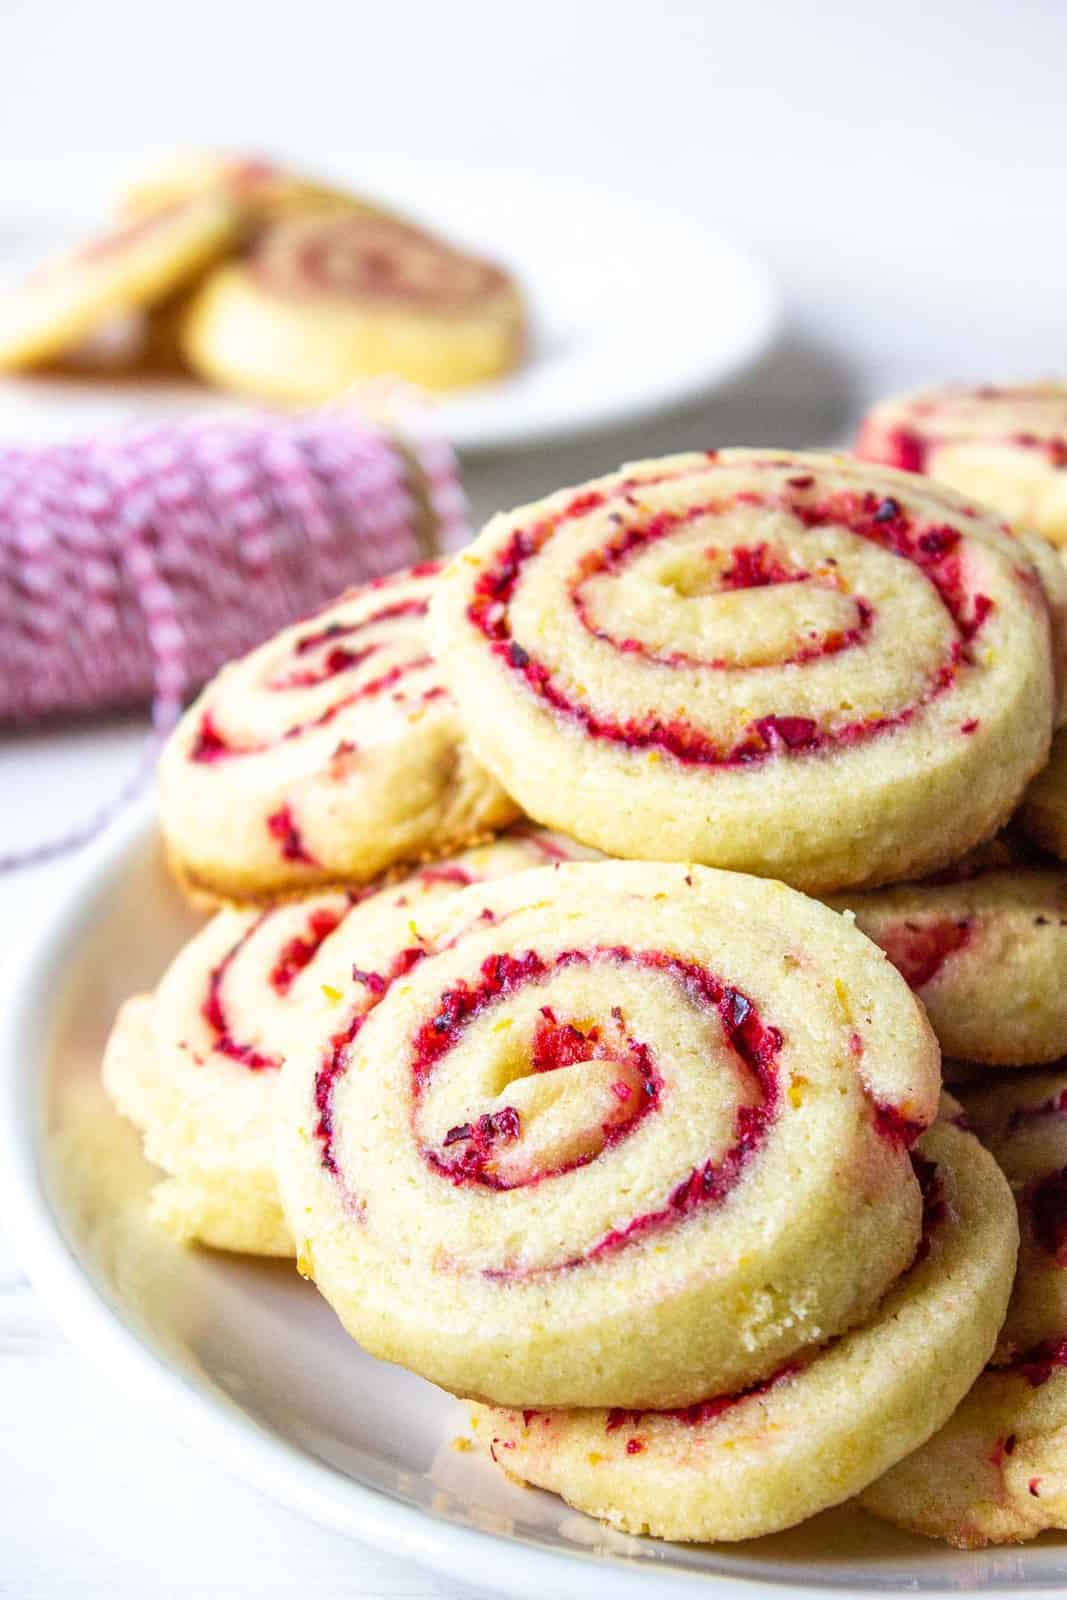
[0,159,783,456]
[0,806,1062,1599]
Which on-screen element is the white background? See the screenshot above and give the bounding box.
[1,2,1065,1595]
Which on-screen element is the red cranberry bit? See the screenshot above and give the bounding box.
[439,1107,522,1183]
[719,544,800,590]
[266,804,317,865]
[530,1011,605,1074]
[880,427,929,475]
[1029,1167,1067,1265]
[626,1438,644,1455]
[190,712,234,763]
[1009,1337,1067,1388]
[961,718,979,734]
[754,715,818,752]
[877,917,972,990]
[873,1102,927,1151]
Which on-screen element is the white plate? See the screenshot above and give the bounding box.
[2,807,1065,1598]
[0,161,779,454]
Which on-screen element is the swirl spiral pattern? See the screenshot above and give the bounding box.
[276,860,940,1409]
[159,562,518,899]
[181,212,525,401]
[432,451,1054,893]
[857,383,1067,549]
[103,826,593,1253]
[863,1074,1067,1548]
[472,1114,1017,1544]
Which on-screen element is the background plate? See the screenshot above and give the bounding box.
[0,161,780,454]
[2,809,1065,1597]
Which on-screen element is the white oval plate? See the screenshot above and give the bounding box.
[1,807,1065,1598]
[0,161,779,455]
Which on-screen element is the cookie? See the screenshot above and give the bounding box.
[1022,728,1067,860]
[432,451,1054,893]
[1018,530,1067,726]
[861,1073,1067,1547]
[829,855,1067,1065]
[179,211,525,401]
[158,562,518,900]
[0,195,241,371]
[119,150,377,226]
[471,1110,1016,1543]
[856,384,1067,548]
[103,826,594,1253]
[275,860,940,1409]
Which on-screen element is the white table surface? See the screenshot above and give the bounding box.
[4,1,1067,1592]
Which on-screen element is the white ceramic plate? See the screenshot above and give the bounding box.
[2,807,1065,1598]
[0,161,779,454]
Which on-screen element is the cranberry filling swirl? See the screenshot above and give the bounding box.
[432,450,1054,892]
[278,860,941,1411]
[250,212,512,310]
[158,562,517,896]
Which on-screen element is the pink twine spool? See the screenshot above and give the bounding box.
[0,406,468,869]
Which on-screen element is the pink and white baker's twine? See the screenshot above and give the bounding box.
[0,407,468,870]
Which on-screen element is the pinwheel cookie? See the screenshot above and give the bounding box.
[0,194,241,371]
[103,826,593,1253]
[433,451,1054,893]
[862,1073,1067,1547]
[181,212,525,400]
[829,850,1067,1066]
[119,150,378,226]
[470,1109,1015,1542]
[857,384,1067,549]
[158,563,518,901]
[276,860,941,1409]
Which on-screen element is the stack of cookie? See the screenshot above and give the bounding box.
[105,431,1067,1549]
[0,151,525,397]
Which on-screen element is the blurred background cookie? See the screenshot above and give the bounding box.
[857,385,1067,550]
[180,210,525,400]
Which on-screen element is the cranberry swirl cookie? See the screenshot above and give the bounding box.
[829,849,1067,1066]
[857,384,1067,549]
[862,1074,1067,1547]
[104,827,590,1253]
[159,562,518,900]
[181,211,525,401]
[432,451,1054,893]
[276,860,940,1409]
[470,1109,1015,1542]
[0,195,241,371]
